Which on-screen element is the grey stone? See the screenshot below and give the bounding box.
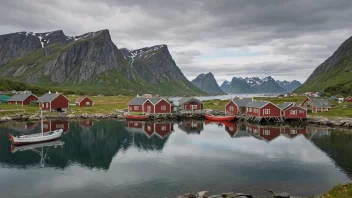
[197,191,211,198]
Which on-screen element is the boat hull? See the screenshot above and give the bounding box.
[206,115,235,121]
[9,129,63,146]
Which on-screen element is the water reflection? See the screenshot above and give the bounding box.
[0,120,351,197]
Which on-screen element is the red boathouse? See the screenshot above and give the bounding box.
[75,96,93,107]
[302,97,330,113]
[43,120,69,133]
[8,93,38,106]
[39,92,70,111]
[225,98,252,115]
[179,97,203,112]
[346,96,352,102]
[279,102,307,120]
[128,97,171,114]
[245,101,283,122]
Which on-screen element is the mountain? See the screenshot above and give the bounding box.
[276,80,302,92]
[220,76,291,94]
[191,72,225,95]
[296,36,352,95]
[0,29,204,95]
[220,80,231,92]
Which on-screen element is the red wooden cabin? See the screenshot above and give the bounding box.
[302,97,330,113]
[75,96,93,107]
[8,93,38,106]
[179,97,203,111]
[279,102,307,120]
[128,97,171,114]
[125,121,173,139]
[39,92,70,111]
[178,120,204,134]
[346,96,352,102]
[282,127,307,138]
[79,120,94,129]
[225,98,252,115]
[246,124,281,142]
[246,101,282,117]
[154,123,174,139]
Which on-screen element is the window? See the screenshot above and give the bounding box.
[191,105,197,109]
[134,106,139,110]
[290,110,297,115]
[254,109,259,113]
[291,129,297,134]
[299,110,305,113]
[229,127,233,131]
[86,102,90,106]
[46,103,49,108]
[161,126,166,131]
[229,106,234,111]
[253,129,258,133]
[249,108,252,112]
[192,123,198,127]
[56,124,64,129]
[42,103,45,108]
[264,109,270,114]
[161,105,166,110]
[129,106,132,110]
[264,130,270,135]
[147,125,151,131]
[134,122,138,126]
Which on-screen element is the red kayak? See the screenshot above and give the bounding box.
[124,113,149,120]
[206,114,235,121]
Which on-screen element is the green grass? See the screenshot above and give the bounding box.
[322,183,352,198]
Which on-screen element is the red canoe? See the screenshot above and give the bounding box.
[124,113,149,120]
[206,114,235,121]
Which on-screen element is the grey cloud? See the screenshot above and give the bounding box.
[0,0,352,82]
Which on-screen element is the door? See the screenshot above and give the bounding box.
[147,105,151,113]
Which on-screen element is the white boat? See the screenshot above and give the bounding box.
[8,109,63,145]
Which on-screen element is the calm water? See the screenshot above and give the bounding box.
[0,120,351,198]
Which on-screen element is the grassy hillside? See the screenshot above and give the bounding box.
[296,36,352,95]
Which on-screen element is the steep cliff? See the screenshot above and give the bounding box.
[191,72,225,95]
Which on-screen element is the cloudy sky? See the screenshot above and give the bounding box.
[1,0,352,84]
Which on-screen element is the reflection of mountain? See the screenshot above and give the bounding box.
[311,130,352,179]
[0,120,171,170]
[178,120,204,134]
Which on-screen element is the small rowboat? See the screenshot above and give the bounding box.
[124,113,149,120]
[206,114,235,121]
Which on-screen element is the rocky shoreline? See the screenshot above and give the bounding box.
[174,190,312,198]
[0,111,351,128]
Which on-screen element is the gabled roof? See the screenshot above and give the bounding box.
[128,97,166,105]
[279,102,293,110]
[246,101,270,108]
[75,96,92,103]
[179,97,203,106]
[309,97,330,108]
[39,93,69,102]
[231,98,253,107]
[8,93,36,102]
[335,94,344,98]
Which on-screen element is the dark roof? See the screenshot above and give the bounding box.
[231,98,252,107]
[128,97,165,105]
[246,101,270,108]
[8,93,35,102]
[279,102,293,110]
[309,97,330,108]
[39,93,68,102]
[179,97,203,106]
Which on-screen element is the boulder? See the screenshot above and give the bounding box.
[197,191,211,198]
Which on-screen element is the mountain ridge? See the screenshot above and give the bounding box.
[191,72,226,95]
[0,29,205,96]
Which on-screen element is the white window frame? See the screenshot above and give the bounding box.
[290,110,297,115]
[264,109,270,115]
[191,105,197,110]
[290,129,297,134]
[229,127,233,131]
[264,130,270,135]
[147,106,151,112]
[249,108,252,112]
[229,106,234,111]
[86,101,90,106]
[161,126,166,131]
[161,105,166,110]
[134,106,139,110]
[46,103,49,108]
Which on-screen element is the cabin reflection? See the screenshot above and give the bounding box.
[43,120,69,133]
[125,121,174,139]
[79,120,94,129]
[178,120,204,134]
